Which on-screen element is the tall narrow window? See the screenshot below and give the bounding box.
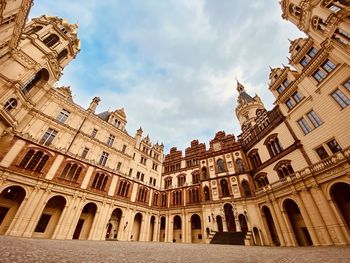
[81,147,89,158]
[91,128,98,138]
[99,152,109,166]
[107,134,115,146]
[315,146,329,160]
[40,128,57,146]
[307,110,323,128]
[297,118,312,134]
[56,109,70,123]
[343,79,350,92]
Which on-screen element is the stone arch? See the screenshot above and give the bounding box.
[131,212,143,241]
[283,199,313,246]
[32,195,66,238]
[72,202,97,240]
[173,215,182,242]
[261,205,280,246]
[159,216,166,242]
[190,214,202,243]
[22,68,50,94]
[223,203,236,232]
[106,208,123,240]
[330,182,350,231]
[238,214,248,233]
[0,185,26,235]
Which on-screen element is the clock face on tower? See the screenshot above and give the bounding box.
[213,142,221,152]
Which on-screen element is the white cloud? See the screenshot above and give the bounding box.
[30,0,304,152]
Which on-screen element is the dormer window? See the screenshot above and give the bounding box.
[300,47,318,67]
[114,119,121,128]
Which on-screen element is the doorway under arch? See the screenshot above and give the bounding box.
[224,203,236,232]
[159,216,166,242]
[33,195,66,238]
[261,206,280,246]
[106,208,122,240]
[131,212,142,241]
[190,214,202,243]
[173,215,182,242]
[73,202,97,240]
[216,215,223,232]
[330,182,350,231]
[0,186,26,235]
[284,199,312,246]
[149,216,155,241]
[238,214,248,233]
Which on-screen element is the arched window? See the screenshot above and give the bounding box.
[255,173,269,188]
[18,149,49,172]
[152,192,159,206]
[242,180,252,197]
[217,159,225,173]
[312,16,327,32]
[236,158,244,173]
[22,69,49,94]
[161,193,167,207]
[173,191,182,205]
[117,180,131,197]
[57,49,68,61]
[43,34,60,48]
[264,134,283,157]
[192,172,200,184]
[220,179,230,197]
[289,4,302,17]
[60,163,82,182]
[274,161,295,180]
[249,149,262,169]
[188,188,200,203]
[137,187,148,202]
[203,186,210,201]
[4,98,17,111]
[92,173,108,190]
[201,166,207,178]
[177,174,186,187]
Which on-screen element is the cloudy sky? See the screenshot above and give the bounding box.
[30,0,303,153]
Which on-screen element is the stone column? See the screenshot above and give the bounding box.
[65,196,85,239]
[51,203,70,239]
[270,200,288,246]
[299,188,333,245]
[22,188,51,237]
[294,192,320,245]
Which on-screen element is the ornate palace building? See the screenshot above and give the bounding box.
[0,0,349,247]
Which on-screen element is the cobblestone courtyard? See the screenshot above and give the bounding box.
[0,236,349,263]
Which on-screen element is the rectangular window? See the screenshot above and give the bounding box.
[153,179,156,186]
[286,98,295,109]
[56,109,70,123]
[328,4,342,13]
[91,128,98,138]
[34,214,51,233]
[331,89,350,108]
[322,59,336,73]
[116,162,122,171]
[136,171,140,179]
[297,118,312,134]
[316,146,329,160]
[99,151,109,166]
[40,128,57,146]
[300,56,310,67]
[107,134,115,146]
[140,173,144,182]
[313,69,326,82]
[282,79,290,88]
[122,144,127,153]
[128,168,133,177]
[307,110,322,128]
[81,147,89,158]
[343,79,350,92]
[292,91,303,103]
[308,47,318,58]
[327,139,342,154]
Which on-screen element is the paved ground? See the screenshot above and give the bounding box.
[0,236,349,263]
